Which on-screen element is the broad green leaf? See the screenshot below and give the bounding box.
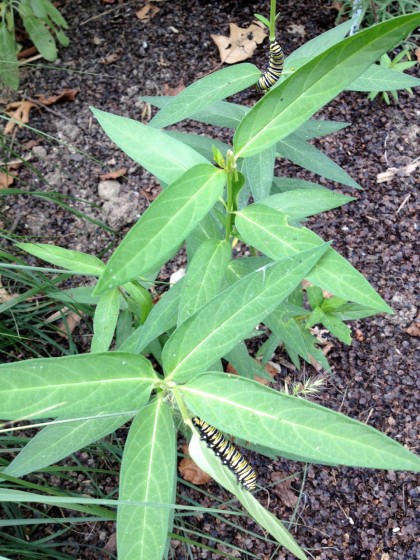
[235,204,392,313]
[48,286,101,305]
[272,177,329,193]
[189,434,306,560]
[284,19,354,70]
[119,281,183,354]
[22,16,57,61]
[234,14,420,157]
[178,239,231,325]
[182,373,420,471]
[150,64,261,128]
[95,165,226,294]
[294,119,350,140]
[91,289,121,353]
[277,134,360,188]
[165,130,229,160]
[259,189,355,220]
[347,64,420,92]
[186,211,224,260]
[118,399,176,560]
[243,145,276,201]
[0,353,157,420]
[163,244,329,382]
[306,307,352,345]
[15,243,105,276]
[124,281,153,324]
[224,342,265,380]
[91,108,208,184]
[142,96,249,128]
[3,414,131,478]
[39,0,68,28]
[0,24,19,90]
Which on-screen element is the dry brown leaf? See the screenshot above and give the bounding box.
[164,80,185,96]
[271,472,299,508]
[4,100,37,134]
[100,49,123,65]
[0,277,18,303]
[211,22,267,64]
[99,167,127,180]
[179,457,211,485]
[46,310,84,339]
[330,1,343,11]
[226,358,278,386]
[0,159,23,188]
[405,320,420,337]
[287,23,306,38]
[36,89,79,106]
[136,3,160,21]
[17,46,38,60]
[415,48,420,63]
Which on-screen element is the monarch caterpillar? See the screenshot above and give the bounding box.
[192,416,257,491]
[256,39,284,93]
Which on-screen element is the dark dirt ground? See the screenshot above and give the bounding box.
[1,0,419,559]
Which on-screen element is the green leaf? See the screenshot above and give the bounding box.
[259,189,355,220]
[284,19,354,71]
[165,130,229,160]
[233,14,420,157]
[189,434,307,560]
[3,414,131,478]
[124,281,153,324]
[243,145,276,201]
[294,119,350,140]
[224,342,265,380]
[150,64,261,128]
[91,289,121,353]
[178,239,231,325]
[182,373,420,471]
[235,204,392,313]
[48,286,100,305]
[118,399,176,560]
[143,97,249,129]
[306,307,352,345]
[347,64,420,92]
[0,24,19,90]
[277,134,360,188]
[91,108,208,185]
[119,281,183,354]
[162,244,329,382]
[186,211,224,260]
[272,177,329,193]
[39,0,68,28]
[15,243,105,276]
[22,15,57,61]
[0,353,157,420]
[95,165,226,293]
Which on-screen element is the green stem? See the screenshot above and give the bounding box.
[172,386,193,427]
[225,171,234,241]
[269,0,277,41]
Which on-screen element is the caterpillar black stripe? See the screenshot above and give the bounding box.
[192,417,257,491]
[256,39,284,92]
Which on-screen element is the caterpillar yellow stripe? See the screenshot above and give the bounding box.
[256,39,285,93]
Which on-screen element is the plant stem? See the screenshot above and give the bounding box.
[225,170,234,241]
[269,0,277,41]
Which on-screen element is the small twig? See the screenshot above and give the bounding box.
[396,193,411,214]
[22,94,72,122]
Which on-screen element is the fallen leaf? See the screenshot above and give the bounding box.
[271,472,299,508]
[330,1,343,11]
[179,457,211,485]
[100,49,123,64]
[226,358,278,385]
[103,532,117,553]
[164,80,185,96]
[405,319,420,337]
[17,46,38,60]
[136,3,160,21]
[0,277,18,302]
[36,89,79,106]
[4,100,37,134]
[211,22,267,64]
[415,48,420,63]
[0,172,15,189]
[99,167,127,180]
[287,23,306,38]
[44,308,84,338]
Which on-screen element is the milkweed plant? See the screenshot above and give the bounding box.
[1,5,420,560]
